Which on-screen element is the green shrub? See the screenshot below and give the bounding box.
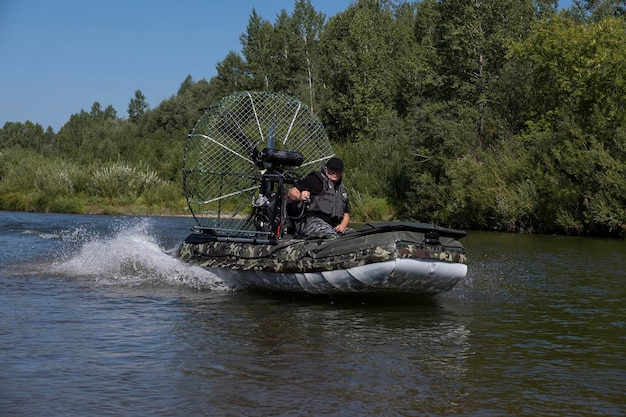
[0,156,40,193]
[349,191,395,222]
[140,181,183,207]
[49,197,85,214]
[34,161,74,197]
[89,162,166,204]
[0,192,33,211]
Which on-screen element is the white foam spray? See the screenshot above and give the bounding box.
[51,218,230,291]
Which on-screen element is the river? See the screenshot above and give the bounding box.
[0,211,623,416]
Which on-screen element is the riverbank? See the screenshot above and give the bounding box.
[0,191,190,217]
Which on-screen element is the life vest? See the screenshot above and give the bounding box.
[307,170,348,224]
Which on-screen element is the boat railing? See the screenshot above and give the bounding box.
[193,226,272,237]
[188,226,278,245]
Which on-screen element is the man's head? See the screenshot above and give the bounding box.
[324,157,344,182]
[325,157,343,172]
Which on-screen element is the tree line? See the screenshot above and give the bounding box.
[1,0,625,236]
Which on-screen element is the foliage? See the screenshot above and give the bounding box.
[349,190,395,222]
[318,0,399,142]
[0,147,181,213]
[89,162,166,204]
[128,90,149,123]
[506,14,626,235]
[1,0,625,237]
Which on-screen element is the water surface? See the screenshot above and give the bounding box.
[1,211,624,416]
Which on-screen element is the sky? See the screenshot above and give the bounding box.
[1,0,572,132]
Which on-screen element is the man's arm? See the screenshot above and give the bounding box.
[335,212,350,234]
[288,173,321,202]
[288,186,309,202]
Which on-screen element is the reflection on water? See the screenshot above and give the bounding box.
[173,294,472,416]
[457,231,626,416]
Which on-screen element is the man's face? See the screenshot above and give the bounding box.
[325,167,342,182]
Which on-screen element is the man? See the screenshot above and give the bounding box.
[287,157,352,237]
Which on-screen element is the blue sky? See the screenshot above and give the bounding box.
[1,0,572,132]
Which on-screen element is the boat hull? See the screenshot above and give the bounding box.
[177,221,468,295]
[199,258,467,295]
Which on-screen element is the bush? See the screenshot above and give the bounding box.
[34,160,75,197]
[89,162,166,204]
[0,150,42,193]
[48,197,85,214]
[140,181,184,207]
[349,191,395,222]
[0,192,34,211]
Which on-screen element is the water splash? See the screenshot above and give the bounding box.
[51,218,230,291]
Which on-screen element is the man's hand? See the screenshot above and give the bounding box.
[335,213,350,234]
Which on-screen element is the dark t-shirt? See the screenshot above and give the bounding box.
[294,172,324,195]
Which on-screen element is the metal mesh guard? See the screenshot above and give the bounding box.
[183,91,335,231]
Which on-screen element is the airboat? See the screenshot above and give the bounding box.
[176,91,468,295]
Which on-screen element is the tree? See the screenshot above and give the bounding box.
[0,121,46,151]
[128,90,149,123]
[318,0,398,142]
[507,15,626,235]
[288,0,326,111]
[376,0,435,116]
[432,0,537,150]
[240,9,282,90]
[568,0,626,21]
[211,51,252,96]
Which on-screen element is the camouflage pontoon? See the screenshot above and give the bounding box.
[177,92,468,295]
[178,222,467,295]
